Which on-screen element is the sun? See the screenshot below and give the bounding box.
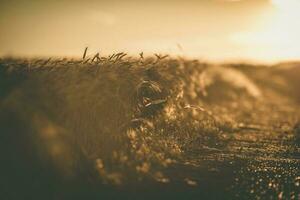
[230,0,300,61]
[272,0,285,6]
[271,0,300,10]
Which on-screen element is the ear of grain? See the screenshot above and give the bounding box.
[92,53,100,62]
[118,53,127,60]
[139,52,144,59]
[83,47,88,60]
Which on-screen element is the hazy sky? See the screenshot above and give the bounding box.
[0,0,299,62]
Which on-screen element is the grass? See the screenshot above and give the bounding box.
[0,54,299,199]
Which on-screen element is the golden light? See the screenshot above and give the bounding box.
[271,0,300,10]
[230,0,300,62]
[1,0,300,62]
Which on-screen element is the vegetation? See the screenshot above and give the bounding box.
[0,54,299,199]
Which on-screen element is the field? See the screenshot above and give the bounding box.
[0,55,300,199]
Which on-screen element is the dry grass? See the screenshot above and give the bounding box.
[0,54,299,199]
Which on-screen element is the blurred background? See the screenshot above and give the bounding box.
[0,0,299,63]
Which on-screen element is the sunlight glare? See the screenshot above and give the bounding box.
[231,0,300,61]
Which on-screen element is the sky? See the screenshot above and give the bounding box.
[0,0,300,62]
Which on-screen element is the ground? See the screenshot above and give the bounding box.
[0,55,299,199]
